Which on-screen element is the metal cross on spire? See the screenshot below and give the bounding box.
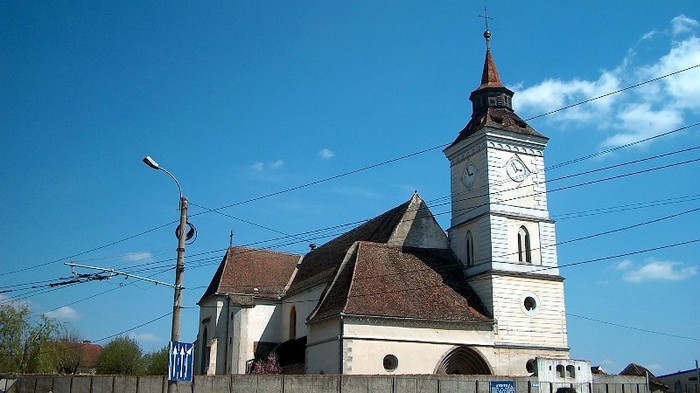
[478,6,493,50]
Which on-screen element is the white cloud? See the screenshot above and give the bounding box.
[641,30,658,41]
[269,160,284,169]
[619,259,697,283]
[602,103,683,147]
[318,148,335,159]
[614,259,633,271]
[671,15,699,36]
[122,252,153,262]
[251,160,284,171]
[129,333,162,343]
[515,15,700,149]
[44,306,80,321]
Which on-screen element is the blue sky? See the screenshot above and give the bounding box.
[1,1,699,375]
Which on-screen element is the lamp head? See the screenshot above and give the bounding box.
[143,156,160,170]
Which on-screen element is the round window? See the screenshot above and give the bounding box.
[520,292,540,316]
[383,354,398,372]
[524,296,537,311]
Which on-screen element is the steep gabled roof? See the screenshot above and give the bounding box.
[199,247,300,303]
[284,199,413,296]
[620,363,668,390]
[308,241,491,324]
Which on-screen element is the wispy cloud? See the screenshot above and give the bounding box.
[45,306,80,321]
[251,160,284,171]
[129,333,162,343]
[318,148,335,159]
[122,252,153,263]
[617,258,697,283]
[672,15,699,36]
[514,15,700,149]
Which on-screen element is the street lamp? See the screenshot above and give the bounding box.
[142,156,187,344]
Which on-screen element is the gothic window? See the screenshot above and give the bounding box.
[466,230,475,266]
[567,365,576,378]
[517,226,532,263]
[201,326,209,374]
[289,306,297,340]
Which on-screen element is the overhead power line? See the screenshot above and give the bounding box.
[3,64,698,279]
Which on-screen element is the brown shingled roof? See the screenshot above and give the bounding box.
[449,107,546,148]
[477,49,504,90]
[199,247,300,303]
[620,363,668,390]
[285,200,412,296]
[308,242,491,323]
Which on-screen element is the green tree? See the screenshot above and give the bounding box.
[0,303,60,373]
[47,328,83,374]
[142,346,169,375]
[96,336,143,375]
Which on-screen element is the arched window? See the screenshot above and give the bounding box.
[201,326,209,374]
[289,306,297,340]
[465,230,475,266]
[517,226,532,263]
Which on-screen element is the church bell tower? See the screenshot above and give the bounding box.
[443,27,569,358]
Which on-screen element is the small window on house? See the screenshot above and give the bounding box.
[556,364,565,378]
[567,365,576,378]
[289,306,297,340]
[466,231,475,266]
[383,354,398,372]
[517,226,532,263]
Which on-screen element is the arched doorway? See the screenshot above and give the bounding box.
[435,346,492,375]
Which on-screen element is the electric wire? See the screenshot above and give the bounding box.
[4,64,696,279]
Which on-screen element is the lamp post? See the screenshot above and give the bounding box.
[142,156,187,343]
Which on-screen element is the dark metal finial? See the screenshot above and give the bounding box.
[478,6,493,50]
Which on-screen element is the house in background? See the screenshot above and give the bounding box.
[658,367,700,393]
[195,27,583,376]
[621,363,669,393]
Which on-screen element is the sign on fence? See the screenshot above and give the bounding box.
[491,380,516,393]
[168,341,193,382]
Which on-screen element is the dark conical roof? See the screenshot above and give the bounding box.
[447,32,546,149]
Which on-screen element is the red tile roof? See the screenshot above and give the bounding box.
[79,342,102,369]
[308,242,491,323]
[199,247,301,302]
[285,200,412,296]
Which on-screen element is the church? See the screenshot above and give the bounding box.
[195,28,577,376]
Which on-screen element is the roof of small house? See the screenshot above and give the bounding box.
[79,341,103,369]
[307,241,491,323]
[620,363,668,390]
[199,247,301,303]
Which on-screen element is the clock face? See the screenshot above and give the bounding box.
[461,163,478,189]
[506,156,529,182]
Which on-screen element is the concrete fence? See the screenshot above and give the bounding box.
[3,374,648,393]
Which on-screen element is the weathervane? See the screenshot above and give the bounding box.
[478,6,493,50]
